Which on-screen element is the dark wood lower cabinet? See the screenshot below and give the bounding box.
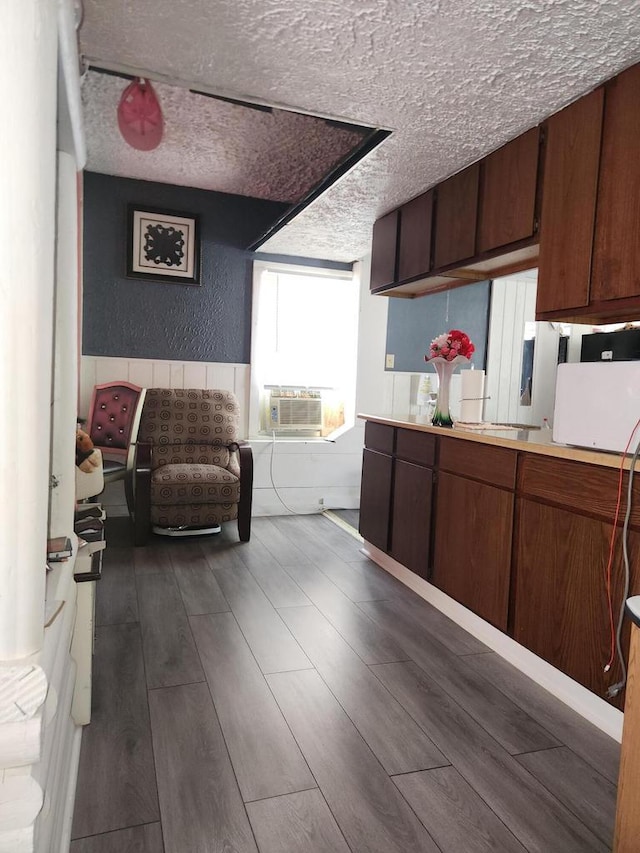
[389,460,433,579]
[359,420,640,708]
[431,472,514,631]
[513,498,640,710]
[359,448,393,552]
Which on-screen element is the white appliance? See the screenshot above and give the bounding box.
[553,362,640,453]
[269,396,323,431]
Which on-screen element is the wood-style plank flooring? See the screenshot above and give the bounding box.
[71,513,620,853]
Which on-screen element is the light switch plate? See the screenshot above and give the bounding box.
[386,354,395,369]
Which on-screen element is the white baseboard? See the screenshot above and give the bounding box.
[363,542,624,742]
[57,727,82,853]
[252,487,359,517]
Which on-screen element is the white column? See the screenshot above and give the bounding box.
[49,152,80,539]
[0,0,58,659]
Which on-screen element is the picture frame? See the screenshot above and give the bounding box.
[127,205,201,285]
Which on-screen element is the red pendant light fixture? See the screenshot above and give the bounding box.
[117,77,163,151]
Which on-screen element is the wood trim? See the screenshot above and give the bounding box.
[614,624,640,851]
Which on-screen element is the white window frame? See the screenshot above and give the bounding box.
[249,260,358,441]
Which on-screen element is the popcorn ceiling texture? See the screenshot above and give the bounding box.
[80,0,640,261]
[82,72,366,204]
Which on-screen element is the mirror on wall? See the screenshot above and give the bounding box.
[383,268,596,427]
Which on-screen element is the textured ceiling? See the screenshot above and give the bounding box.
[80,0,640,262]
[82,71,368,204]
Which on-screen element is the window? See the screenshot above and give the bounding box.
[250,262,359,438]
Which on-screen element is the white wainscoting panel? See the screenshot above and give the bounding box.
[80,356,251,437]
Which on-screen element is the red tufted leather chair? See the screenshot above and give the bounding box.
[85,381,146,511]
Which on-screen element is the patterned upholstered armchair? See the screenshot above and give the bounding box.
[131,389,253,546]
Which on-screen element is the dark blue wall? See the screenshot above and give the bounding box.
[82,172,290,363]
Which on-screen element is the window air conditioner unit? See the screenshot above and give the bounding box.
[269,397,323,431]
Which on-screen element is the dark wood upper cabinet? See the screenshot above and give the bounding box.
[370,209,399,291]
[397,190,434,282]
[591,63,640,304]
[433,163,479,269]
[477,127,540,254]
[536,87,604,315]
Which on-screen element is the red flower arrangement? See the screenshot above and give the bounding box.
[426,329,475,362]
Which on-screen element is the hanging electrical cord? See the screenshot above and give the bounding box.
[602,417,640,697]
[606,432,640,698]
[604,418,640,672]
[268,431,325,516]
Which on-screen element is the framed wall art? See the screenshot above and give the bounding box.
[127,205,201,285]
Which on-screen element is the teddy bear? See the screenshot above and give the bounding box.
[76,428,101,473]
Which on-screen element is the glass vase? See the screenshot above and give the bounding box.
[428,356,470,427]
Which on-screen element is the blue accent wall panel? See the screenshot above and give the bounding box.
[385,280,491,372]
[82,172,290,363]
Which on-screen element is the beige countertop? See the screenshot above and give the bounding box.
[358,412,628,470]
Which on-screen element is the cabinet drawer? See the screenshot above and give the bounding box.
[439,438,517,489]
[396,429,436,467]
[364,421,394,454]
[518,453,640,526]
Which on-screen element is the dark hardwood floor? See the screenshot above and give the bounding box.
[71,513,620,853]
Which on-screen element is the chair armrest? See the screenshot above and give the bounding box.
[133,442,152,546]
[238,443,253,542]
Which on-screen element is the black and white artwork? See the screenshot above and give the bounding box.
[127,206,200,284]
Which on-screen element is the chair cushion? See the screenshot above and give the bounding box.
[152,443,240,477]
[151,503,238,527]
[150,463,240,506]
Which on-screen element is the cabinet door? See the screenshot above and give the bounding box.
[433,164,479,269]
[398,191,434,282]
[432,472,513,630]
[537,88,604,315]
[478,128,540,254]
[370,209,399,291]
[591,63,640,303]
[390,460,433,578]
[359,449,393,551]
[513,498,640,708]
